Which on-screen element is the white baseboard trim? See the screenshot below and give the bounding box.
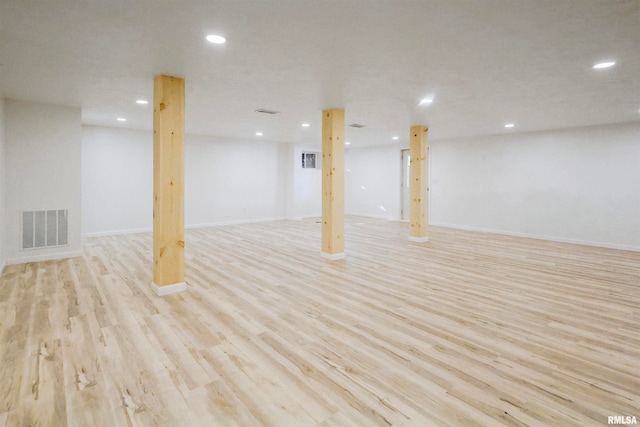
[83,217,288,238]
[7,250,83,265]
[83,227,152,238]
[430,222,640,252]
[409,236,429,243]
[346,212,399,221]
[186,216,285,229]
[0,260,6,276]
[321,251,346,260]
[153,281,187,296]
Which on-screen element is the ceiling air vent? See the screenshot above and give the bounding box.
[349,123,366,128]
[255,108,281,115]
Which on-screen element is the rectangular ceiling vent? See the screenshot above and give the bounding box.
[22,210,68,249]
[349,123,366,128]
[255,108,281,115]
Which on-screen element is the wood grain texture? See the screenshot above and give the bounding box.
[153,74,185,287]
[409,126,428,239]
[1,217,638,426]
[322,108,345,256]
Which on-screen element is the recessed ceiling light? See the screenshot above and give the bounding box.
[301,123,310,127]
[392,136,399,140]
[255,132,263,136]
[504,123,514,128]
[345,141,351,145]
[206,34,226,44]
[136,100,148,105]
[593,61,616,69]
[117,117,127,122]
[419,98,434,105]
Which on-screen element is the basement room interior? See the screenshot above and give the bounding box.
[0,1,639,426]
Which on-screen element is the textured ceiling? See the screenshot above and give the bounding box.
[1,0,639,147]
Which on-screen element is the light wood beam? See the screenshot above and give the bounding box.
[409,126,429,242]
[153,75,186,295]
[321,109,345,260]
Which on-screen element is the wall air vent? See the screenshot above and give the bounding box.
[349,123,366,128]
[302,152,321,169]
[22,210,68,249]
[255,109,281,115]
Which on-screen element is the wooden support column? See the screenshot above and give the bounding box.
[153,75,186,295]
[409,126,429,242]
[321,108,345,260]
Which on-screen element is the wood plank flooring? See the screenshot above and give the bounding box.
[1,217,638,426]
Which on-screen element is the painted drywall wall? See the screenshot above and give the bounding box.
[185,134,284,226]
[345,145,402,220]
[82,126,289,235]
[82,126,153,235]
[293,145,322,219]
[5,100,82,263]
[429,122,640,250]
[0,100,6,273]
[279,143,296,219]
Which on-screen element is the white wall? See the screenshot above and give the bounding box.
[292,145,322,219]
[429,122,640,250]
[0,100,6,274]
[5,100,82,263]
[278,142,297,220]
[82,126,153,235]
[82,126,289,235]
[346,145,401,220]
[185,134,284,226]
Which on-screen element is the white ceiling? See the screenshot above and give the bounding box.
[1,0,639,147]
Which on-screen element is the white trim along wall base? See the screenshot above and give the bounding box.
[7,250,84,266]
[430,222,639,252]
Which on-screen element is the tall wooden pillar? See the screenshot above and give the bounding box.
[321,108,345,260]
[153,75,186,295]
[409,126,429,242]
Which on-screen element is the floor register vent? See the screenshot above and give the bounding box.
[22,210,68,249]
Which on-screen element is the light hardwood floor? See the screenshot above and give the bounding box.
[1,217,638,426]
